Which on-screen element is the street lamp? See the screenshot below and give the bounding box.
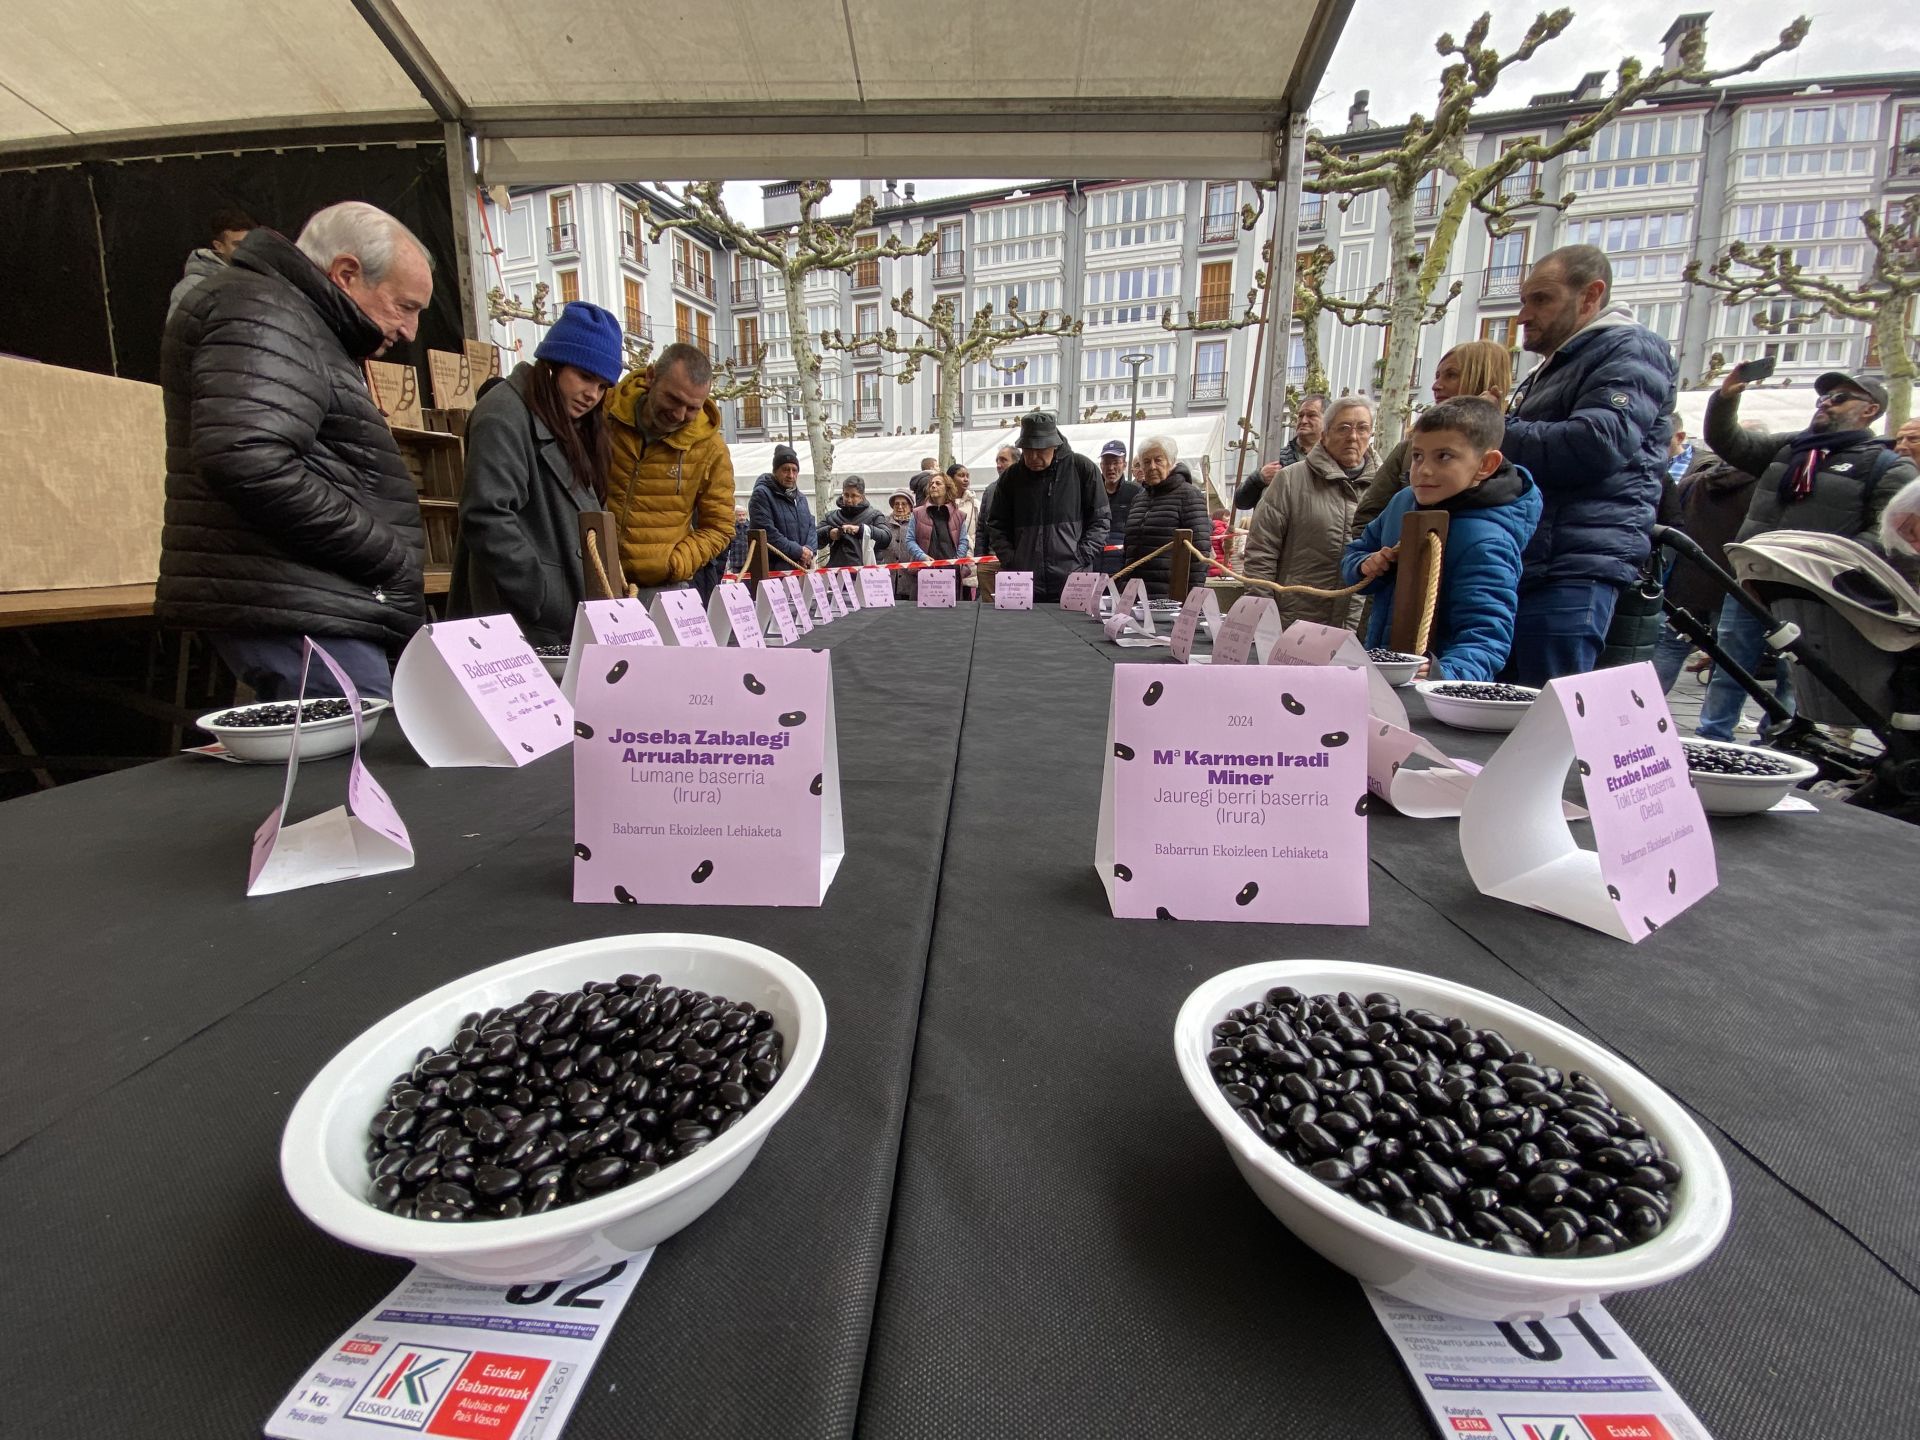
[1120,352,1152,467]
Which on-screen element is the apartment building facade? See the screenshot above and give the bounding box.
[481,42,1919,454]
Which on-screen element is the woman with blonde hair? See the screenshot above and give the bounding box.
[1352,340,1514,532]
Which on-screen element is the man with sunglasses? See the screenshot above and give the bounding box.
[1696,366,1914,740]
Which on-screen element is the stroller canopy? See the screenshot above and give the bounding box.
[1727,532,1920,655]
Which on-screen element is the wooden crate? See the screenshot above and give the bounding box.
[420,500,459,570]
[394,427,465,502]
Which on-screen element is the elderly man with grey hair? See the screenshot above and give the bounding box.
[1242,394,1379,629]
[158,201,435,700]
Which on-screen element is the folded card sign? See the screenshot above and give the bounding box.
[707,581,767,648]
[560,598,661,702]
[249,640,413,896]
[1095,663,1370,924]
[651,588,717,647]
[394,615,572,767]
[1168,587,1221,663]
[1059,571,1103,614]
[917,568,957,608]
[994,571,1034,610]
[571,645,844,906]
[860,568,896,607]
[1460,662,1716,942]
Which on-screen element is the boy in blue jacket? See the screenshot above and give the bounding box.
[1342,398,1543,682]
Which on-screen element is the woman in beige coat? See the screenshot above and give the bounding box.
[1241,395,1378,629]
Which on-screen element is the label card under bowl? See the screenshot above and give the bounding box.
[806,572,836,624]
[917,568,957,608]
[561,599,661,702]
[1059,571,1103,614]
[650,589,716,647]
[249,640,414,897]
[1268,618,1409,730]
[707,581,767,648]
[1460,661,1716,943]
[1365,1289,1711,1440]
[394,616,571,768]
[265,1255,650,1440]
[1169,588,1222,663]
[783,576,814,634]
[993,571,1034,610]
[1209,594,1284,665]
[572,644,844,906]
[860,567,896,607]
[1095,663,1369,924]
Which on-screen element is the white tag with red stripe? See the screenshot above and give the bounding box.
[266,1254,650,1439]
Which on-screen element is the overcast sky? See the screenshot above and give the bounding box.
[707,0,1917,226]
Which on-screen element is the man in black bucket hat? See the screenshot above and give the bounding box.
[985,412,1109,601]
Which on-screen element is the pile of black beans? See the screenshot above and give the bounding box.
[365,974,785,1223]
[533,644,571,658]
[211,698,366,728]
[1429,682,1538,704]
[1209,987,1680,1258]
[1368,649,1421,663]
[1682,741,1795,777]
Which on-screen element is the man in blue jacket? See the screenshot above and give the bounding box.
[1498,245,1676,684]
[746,444,816,569]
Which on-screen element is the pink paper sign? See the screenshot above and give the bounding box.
[918,569,957,608]
[1103,579,1150,639]
[783,576,814,633]
[1169,588,1222,663]
[860,568,895,607]
[1096,663,1370,924]
[561,599,661,701]
[1210,595,1282,665]
[1560,664,1718,936]
[394,615,572,767]
[833,570,861,611]
[807,572,837,623]
[761,580,800,643]
[994,572,1034,610]
[249,639,413,896]
[711,581,767,648]
[571,644,844,906]
[1059,572,1103,614]
[652,588,717,647]
[1460,661,1716,943]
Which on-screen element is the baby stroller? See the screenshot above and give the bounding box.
[1652,525,1920,824]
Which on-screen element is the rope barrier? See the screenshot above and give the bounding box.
[583,528,637,601]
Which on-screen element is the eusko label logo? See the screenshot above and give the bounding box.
[347,1344,472,1430]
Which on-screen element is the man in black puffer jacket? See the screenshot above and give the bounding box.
[986,412,1109,601]
[1498,245,1676,685]
[158,202,433,700]
[1121,438,1212,597]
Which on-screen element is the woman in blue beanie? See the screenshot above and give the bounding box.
[449,302,624,642]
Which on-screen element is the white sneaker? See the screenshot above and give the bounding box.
[1735,713,1761,734]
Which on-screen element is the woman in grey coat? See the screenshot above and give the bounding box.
[449,303,622,644]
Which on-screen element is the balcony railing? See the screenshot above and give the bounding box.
[1190,376,1228,402]
[732,277,758,305]
[1497,167,1542,204]
[1413,189,1441,220]
[624,312,651,345]
[857,399,882,424]
[673,261,715,300]
[934,251,965,281]
[1893,142,1920,181]
[547,223,577,254]
[853,261,881,290]
[619,229,640,261]
[1196,293,1233,325]
[1483,264,1524,299]
[1202,213,1237,244]
[1299,200,1326,231]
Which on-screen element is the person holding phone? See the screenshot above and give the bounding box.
[1696,364,1915,740]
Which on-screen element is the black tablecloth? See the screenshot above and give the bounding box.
[0,605,979,1437]
[3,603,1916,1438]
[854,607,1920,1438]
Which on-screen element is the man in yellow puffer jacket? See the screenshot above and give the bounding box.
[603,343,736,588]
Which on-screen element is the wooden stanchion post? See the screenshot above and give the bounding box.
[1169,529,1193,601]
[748,527,769,595]
[1387,510,1450,656]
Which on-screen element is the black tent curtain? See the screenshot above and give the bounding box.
[0,140,463,384]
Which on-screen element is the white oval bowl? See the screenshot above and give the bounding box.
[1369,654,1424,688]
[196,699,389,762]
[1682,738,1820,816]
[1415,680,1540,732]
[1174,960,1730,1320]
[282,934,826,1282]
[538,652,570,681]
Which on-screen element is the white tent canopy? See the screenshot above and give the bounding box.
[727,416,1231,505]
[1,0,1349,179]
